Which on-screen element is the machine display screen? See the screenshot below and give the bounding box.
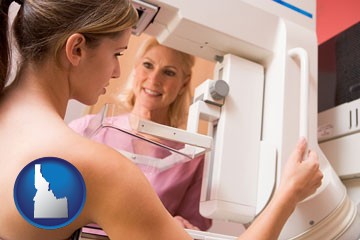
[318,22,360,112]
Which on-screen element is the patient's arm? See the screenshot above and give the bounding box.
[82,141,192,240]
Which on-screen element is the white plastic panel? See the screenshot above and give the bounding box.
[199,54,264,223]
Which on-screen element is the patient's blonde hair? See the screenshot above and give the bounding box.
[1,0,137,93]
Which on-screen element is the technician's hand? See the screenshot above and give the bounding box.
[174,216,200,230]
[279,137,323,203]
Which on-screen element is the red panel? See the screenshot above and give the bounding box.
[317,0,360,44]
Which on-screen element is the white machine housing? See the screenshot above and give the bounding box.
[133,0,360,239]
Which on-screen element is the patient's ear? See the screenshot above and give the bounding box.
[65,33,86,66]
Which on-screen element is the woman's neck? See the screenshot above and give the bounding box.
[131,105,170,126]
[7,62,69,119]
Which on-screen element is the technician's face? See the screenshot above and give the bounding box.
[133,45,188,112]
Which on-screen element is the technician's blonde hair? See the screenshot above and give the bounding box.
[122,37,195,128]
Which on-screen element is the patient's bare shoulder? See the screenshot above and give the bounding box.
[61,134,148,219]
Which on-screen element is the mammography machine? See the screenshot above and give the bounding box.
[128,1,360,239]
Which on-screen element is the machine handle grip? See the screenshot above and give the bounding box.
[288,48,309,140]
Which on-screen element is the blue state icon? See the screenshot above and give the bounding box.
[13,157,86,229]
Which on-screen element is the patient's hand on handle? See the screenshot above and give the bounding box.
[278,137,323,204]
[238,137,323,240]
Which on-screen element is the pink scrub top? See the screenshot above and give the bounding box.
[69,114,212,230]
